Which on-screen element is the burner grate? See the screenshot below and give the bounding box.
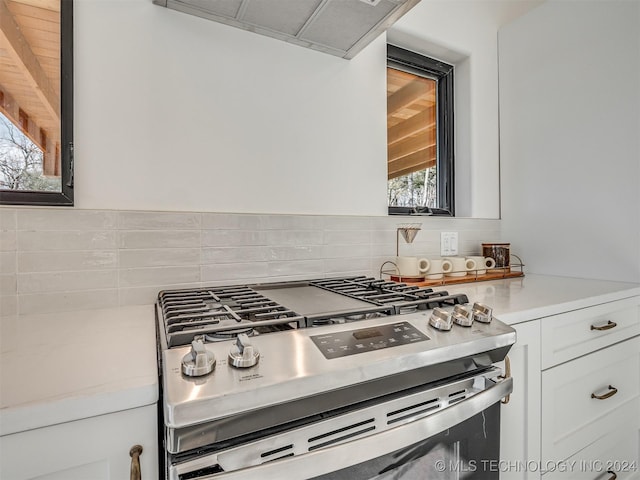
[158,286,305,347]
[310,276,469,311]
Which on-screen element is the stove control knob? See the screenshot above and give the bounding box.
[229,334,260,368]
[182,336,216,377]
[472,303,493,324]
[452,305,473,327]
[429,307,453,331]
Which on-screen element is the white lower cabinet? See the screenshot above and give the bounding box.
[500,320,542,480]
[0,404,158,480]
[501,296,640,480]
[543,423,640,480]
[541,337,640,466]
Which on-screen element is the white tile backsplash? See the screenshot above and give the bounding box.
[262,215,324,230]
[18,251,117,272]
[0,295,17,315]
[0,209,16,231]
[0,252,16,274]
[118,211,201,230]
[202,230,268,247]
[0,274,16,295]
[119,266,200,288]
[201,213,263,230]
[201,263,269,282]
[266,230,323,246]
[17,270,118,294]
[0,207,502,316]
[266,260,324,277]
[17,210,117,231]
[19,289,119,315]
[267,245,324,261]
[117,230,201,249]
[18,231,117,251]
[0,231,17,251]
[118,248,201,268]
[201,246,270,264]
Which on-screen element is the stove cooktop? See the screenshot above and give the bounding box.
[156,276,470,348]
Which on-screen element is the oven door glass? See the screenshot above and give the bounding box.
[313,403,500,480]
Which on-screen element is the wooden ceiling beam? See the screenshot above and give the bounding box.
[388,129,436,163]
[388,106,436,145]
[387,79,435,116]
[0,86,46,150]
[0,85,58,175]
[9,0,59,13]
[388,146,437,179]
[0,0,59,123]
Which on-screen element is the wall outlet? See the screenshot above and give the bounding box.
[441,232,459,256]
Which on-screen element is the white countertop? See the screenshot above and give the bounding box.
[0,305,158,436]
[436,273,640,325]
[1,274,638,436]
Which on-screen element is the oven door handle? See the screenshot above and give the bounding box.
[195,375,513,480]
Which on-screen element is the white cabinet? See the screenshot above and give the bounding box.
[0,404,158,480]
[501,295,640,480]
[500,320,542,480]
[541,337,640,466]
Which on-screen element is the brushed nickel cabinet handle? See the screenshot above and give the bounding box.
[591,385,618,400]
[130,445,143,480]
[605,470,617,480]
[498,355,511,404]
[590,320,617,331]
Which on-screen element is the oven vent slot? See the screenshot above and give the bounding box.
[260,444,294,459]
[448,388,468,404]
[307,418,375,451]
[386,398,440,425]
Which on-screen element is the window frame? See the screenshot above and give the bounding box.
[0,0,74,206]
[387,44,454,217]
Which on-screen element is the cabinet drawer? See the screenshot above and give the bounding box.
[541,297,640,369]
[543,423,639,480]
[541,337,640,464]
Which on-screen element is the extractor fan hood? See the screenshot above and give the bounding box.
[152,0,421,59]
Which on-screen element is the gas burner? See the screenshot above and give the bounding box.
[205,326,255,342]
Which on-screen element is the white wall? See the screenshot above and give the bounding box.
[74,0,537,218]
[499,0,640,282]
[75,0,388,215]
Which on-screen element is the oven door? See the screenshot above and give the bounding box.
[169,372,512,480]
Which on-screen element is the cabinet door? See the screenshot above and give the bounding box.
[541,337,640,465]
[0,405,158,480]
[543,423,640,480]
[500,320,542,480]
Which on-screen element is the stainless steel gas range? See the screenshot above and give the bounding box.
[155,276,515,479]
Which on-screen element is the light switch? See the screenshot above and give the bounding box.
[441,232,459,256]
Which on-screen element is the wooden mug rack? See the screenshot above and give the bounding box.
[380,255,524,287]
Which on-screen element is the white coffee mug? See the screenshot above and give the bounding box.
[396,256,430,277]
[466,256,496,275]
[424,258,453,280]
[444,257,476,277]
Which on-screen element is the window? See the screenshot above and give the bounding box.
[0,0,73,206]
[387,45,454,216]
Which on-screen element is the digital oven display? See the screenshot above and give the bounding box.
[310,321,429,359]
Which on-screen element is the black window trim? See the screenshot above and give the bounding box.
[0,0,74,206]
[387,44,454,217]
